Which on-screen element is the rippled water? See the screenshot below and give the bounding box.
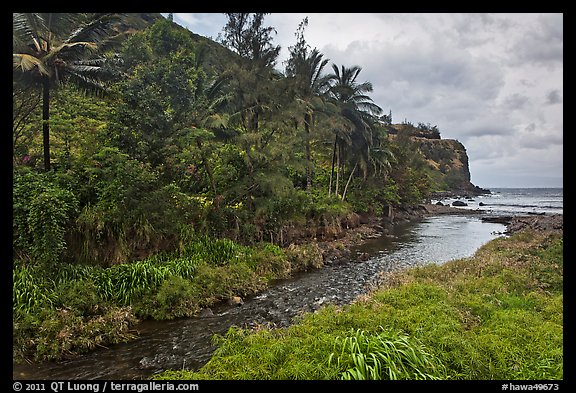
[13,215,506,380]
[433,188,563,216]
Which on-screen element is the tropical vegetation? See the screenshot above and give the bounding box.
[13,12,538,374]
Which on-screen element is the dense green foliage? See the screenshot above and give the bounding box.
[13,15,436,266]
[154,231,563,380]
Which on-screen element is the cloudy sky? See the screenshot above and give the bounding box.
[164,13,563,188]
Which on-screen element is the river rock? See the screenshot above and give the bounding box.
[228,296,244,306]
[357,252,370,261]
[506,214,563,234]
[452,200,468,207]
[199,307,214,317]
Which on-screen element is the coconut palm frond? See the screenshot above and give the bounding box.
[13,53,49,75]
[64,69,109,95]
[13,13,38,50]
[43,41,98,63]
[66,13,124,45]
[14,13,45,49]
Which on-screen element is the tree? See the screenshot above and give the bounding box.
[111,18,202,170]
[13,81,41,162]
[219,13,280,68]
[13,13,124,171]
[326,64,384,200]
[285,17,332,190]
[219,13,283,211]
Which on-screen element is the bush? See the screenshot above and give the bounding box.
[55,279,101,315]
[347,178,400,215]
[16,306,138,362]
[13,168,78,266]
[136,275,200,320]
[285,243,324,272]
[73,147,193,264]
[245,243,291,280]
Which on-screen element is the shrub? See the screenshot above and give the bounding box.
[13,168,78,266]
[55,279,101,315]
[137,275,200,320]
[73,147,193,264]
[285,243,324,272]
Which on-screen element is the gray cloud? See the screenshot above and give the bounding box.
[546,89,562,104]
[509,14,563,66]
[504,93,530,110]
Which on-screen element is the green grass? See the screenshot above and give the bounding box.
[154,230,563,380]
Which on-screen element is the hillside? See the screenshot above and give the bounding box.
[13,12,496,262]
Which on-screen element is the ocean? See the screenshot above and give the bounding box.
[432,187,563,216]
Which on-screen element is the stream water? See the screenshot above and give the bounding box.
[13,214,506,380]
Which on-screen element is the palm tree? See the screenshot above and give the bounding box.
[285,19,332,189]
[13,13,124,170]
[327,64,384,200]
[189,73,234,196]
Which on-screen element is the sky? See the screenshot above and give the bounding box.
[163,13,563,189]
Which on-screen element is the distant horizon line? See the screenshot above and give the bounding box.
[480,186,563,189]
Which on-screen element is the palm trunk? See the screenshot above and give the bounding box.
[304,113,312,190]
[335,144,340,198]
[341,161,358,202]
[335,142,345,198]
[42,75,50,171]
[329,136,337,196]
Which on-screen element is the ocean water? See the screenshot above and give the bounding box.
[432,187,563,216]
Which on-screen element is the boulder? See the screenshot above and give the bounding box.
[199,307,214,317]
[452,201,468,207]
[228,296,244,307]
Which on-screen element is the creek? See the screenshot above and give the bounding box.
[13,214,506,380]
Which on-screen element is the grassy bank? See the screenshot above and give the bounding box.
[154,229,563,380]
[12,238,324,363]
